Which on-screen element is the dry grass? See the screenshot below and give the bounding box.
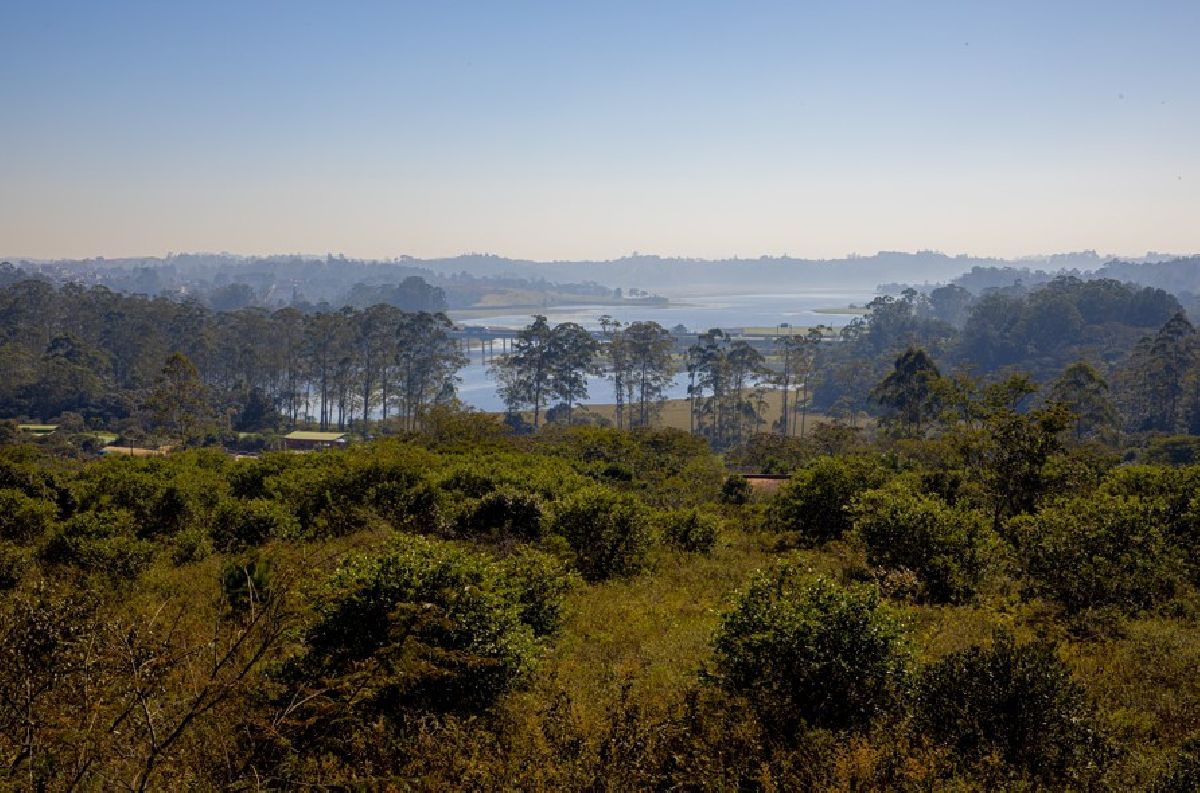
[542,392,870,433]
[514,522,863,731]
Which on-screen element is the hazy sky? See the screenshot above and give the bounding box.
[2,1,1198,261]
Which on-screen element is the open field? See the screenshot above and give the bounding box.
[515,391,874,433]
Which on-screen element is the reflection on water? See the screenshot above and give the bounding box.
[449,290,874,412]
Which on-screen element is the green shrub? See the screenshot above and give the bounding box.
[659,508,720,554]
[71,457,227,538]
[170,523,213,565]
[457,488,545,541]
[39,510,154,578]
[211,498,301,550]
[292,534,547,718]
[262,445,437,536]
[0,450,70,508]
[536,425,722,504]
[767,456,891,544]
[1150,734,1200,792]
[551,486,652,581]
[1099,465,1200,582]
[436,454,588,502]
[916,633,1110,785]
[1144,435,1200,466]
[369,479,442,531]
[500,547,578,636]
[0,542,28,589]
[0,488,57,544]
[227,452,298,499]
[851,484,991,603]
[712,570,910,736]
[719,475,751,505]
[1012,494,1183,615]
[437,466,502,498]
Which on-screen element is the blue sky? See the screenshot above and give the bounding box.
[2,0,1198,260]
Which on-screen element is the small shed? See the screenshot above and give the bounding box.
[18,424,58,437]
[283,430,348,451]
[101,446,169,457]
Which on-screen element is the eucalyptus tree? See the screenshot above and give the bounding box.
[494,315,555,429]
[271,307,307,427]
[548,322,599,424]
[598,315,628,428]
[794,326,830,437]
[393,312,465,431]
[774,331,802,435]
[144,352,213,444]
[688,330,766,448]
[493,316,599,429]
[303,311,350,430]
[355,304,404,428]
[332,312,359,430]
[1049,361,1118,442]
[1113,311,1198,433]
[27,335,109,421]
[871,347,944,436]
[621,321,675,428]
[774,326,827,436]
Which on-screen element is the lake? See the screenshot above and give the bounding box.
[448,290,875,412]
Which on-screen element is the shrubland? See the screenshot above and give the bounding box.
[3,407,1200,790]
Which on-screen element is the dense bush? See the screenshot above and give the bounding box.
[0,543,27,589]
[456,488,546,541]
[1099,465,1200,581]
[211,498,300,550]
[71,455,228,538]
[712,570,910,736]
[719,474,751,505]
[0,487,57,544]
[436,453,588,502]
[1150,734,1200,792]
[3,420,1200,787]
[289,534,557,720]
[499,547,578,636]
[767,455,891,543]
[39,510,154,578]
[0,448,71,509]
[551,486,653,581]
[260,444,440,535]
[916,634,1110,785]
[851,483,991,603]
[1144,435,1200,465]
[658,508,720,554]
[1013,493,1184,615]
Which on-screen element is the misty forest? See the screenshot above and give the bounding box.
[2,253,1200,789]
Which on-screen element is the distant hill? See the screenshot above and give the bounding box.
[7,249,1189,301]
[878,255,1197,303]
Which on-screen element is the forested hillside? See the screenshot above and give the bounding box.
[0,255,624,312]
[812,277,1200,439]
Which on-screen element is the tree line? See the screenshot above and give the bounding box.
[0,280,464,439]
[2,273,1198,453]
